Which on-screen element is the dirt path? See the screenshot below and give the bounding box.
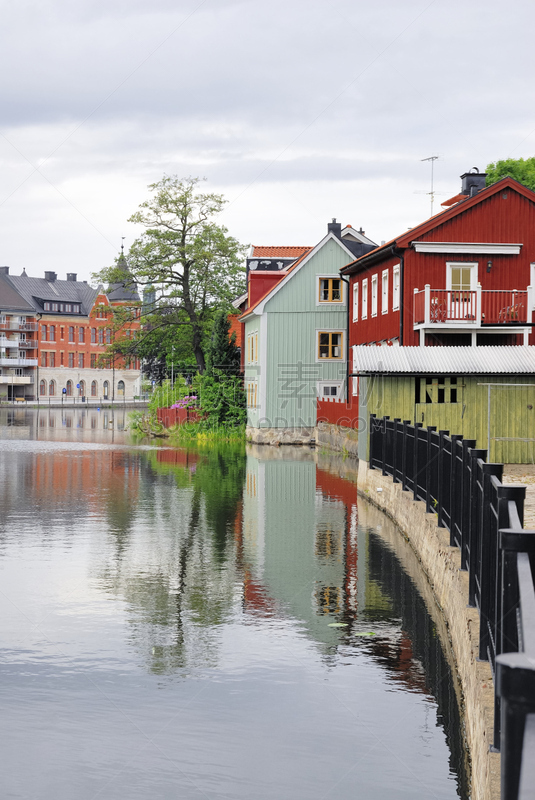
[502,465,535,529]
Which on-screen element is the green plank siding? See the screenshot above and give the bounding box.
[246,234,352,429]
[265,238,348,314]
[367,373,535,463]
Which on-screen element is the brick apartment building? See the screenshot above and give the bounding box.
[0,261,142,401]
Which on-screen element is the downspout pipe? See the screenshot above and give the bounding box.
[340,275,350,402]
[393,247,405,345]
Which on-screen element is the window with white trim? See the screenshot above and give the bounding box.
[371,274,378,317]
[317,331,343,360]
[381,269,388,314]
[352,283,358,322]
[393,265,400,311]
[247,331,258,364]
[246,381,258,408]
[362,279,368,319]
[318,277,342,303]
[317,381,342,399]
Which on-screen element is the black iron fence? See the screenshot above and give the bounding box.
[369,415,535,800]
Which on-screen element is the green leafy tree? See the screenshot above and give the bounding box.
[486,157,535,191]
[95,176,247,373]
[197,370,246,428]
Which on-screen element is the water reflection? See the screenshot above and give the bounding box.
[0,413,468,800]
[0,406,132,443]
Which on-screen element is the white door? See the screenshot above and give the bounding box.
[446,262,478,321]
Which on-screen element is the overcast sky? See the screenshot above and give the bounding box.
[1,0,534,283]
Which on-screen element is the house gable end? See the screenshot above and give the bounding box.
[261,233,354,315]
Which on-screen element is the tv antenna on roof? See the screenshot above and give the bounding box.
[420,155,440,217]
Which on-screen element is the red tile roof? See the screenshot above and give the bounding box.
[240,249,311,319]
[251,245,312,258]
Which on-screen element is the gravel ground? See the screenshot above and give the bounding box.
[502,465,535,529]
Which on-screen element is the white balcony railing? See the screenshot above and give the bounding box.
[414,285,532,327]
[0,357,38,367]
[0,375,33,384]
[0,322,38,332]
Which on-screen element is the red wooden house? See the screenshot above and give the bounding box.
[341,169,535,350]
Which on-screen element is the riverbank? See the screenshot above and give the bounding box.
[1,399,149,409]
[356,458,499,800]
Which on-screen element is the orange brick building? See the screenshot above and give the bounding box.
[0,258,142,401]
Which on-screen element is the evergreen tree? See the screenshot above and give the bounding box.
[205,310,241,375]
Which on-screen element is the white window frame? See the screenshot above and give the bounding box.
[362,279,368,320]
[381,269,389,315]
[371,274,378,317]
[446,261,478,291]
[530,263,535,308]
[316,329,344,361]
[317,275,344,306]
[392,265,400,311]
[317,381,343,399]
[352,283,359,322]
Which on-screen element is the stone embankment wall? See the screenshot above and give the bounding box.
[246,425,315,446]
[357,459,499,800]
[315,421,359,457]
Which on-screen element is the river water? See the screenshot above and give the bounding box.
[0,407,469,799]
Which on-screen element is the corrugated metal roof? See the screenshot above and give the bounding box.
[352,346,535,375]
[0,274,35,312]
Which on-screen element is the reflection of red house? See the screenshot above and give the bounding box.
[316,466,359,617]
[342,170,535,349]
[156,448,199,467]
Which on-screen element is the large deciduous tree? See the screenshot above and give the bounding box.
[486,157,535,191]
[97,176,246,373]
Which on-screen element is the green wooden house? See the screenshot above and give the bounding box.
[240,222,376,444]
[353,345,535,463]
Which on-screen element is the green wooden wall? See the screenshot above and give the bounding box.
[245,236,351,429]
[366,373,535,463]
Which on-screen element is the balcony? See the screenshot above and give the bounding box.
[0,338,37,349]
[0,322,38,332]
[413,284,535,346]
[0,375,34,384]
[414,286,532,327]
[0,357,38,367]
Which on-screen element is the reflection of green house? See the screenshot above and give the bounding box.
[354,345,535,463]
[240,223,376,444]
[242,447,367,650]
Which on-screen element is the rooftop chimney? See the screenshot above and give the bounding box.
[66,273,77,281]
[0,266,9,275]
[461,167,486,198]
[327,218,342,238]
[45,271,57,282]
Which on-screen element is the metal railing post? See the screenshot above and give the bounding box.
[478,463,503,662]
[425,426,436,513]
[382,416,390,476]
[437,430,449,529]
[460,439,477,569]
[401,420,411,491]
[413,422,423,501]
[467,449,487,607]
[449,434,463,547]
[392,418,401,483]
